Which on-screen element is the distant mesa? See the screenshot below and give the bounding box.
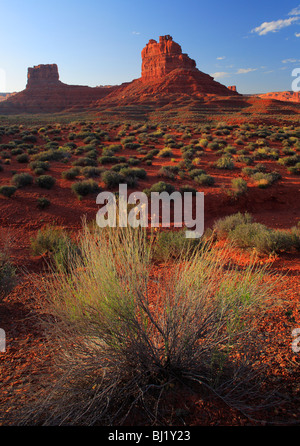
[0,92,15,102]
[228,86,237,92]
[254,90,300,103]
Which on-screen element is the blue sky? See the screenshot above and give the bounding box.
[1,0,300,94]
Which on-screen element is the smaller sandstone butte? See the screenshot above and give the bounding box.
[0,64,116,113]
[141,35,196,82]
[228,86,237,92]
[26,64,62,89]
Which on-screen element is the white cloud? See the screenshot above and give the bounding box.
[132,31,140,35]
[289,5,300,15]
[282,58,299,63]
[211,72,229,79]
[216,56,225,60]
[236,68,257,74]
[251,17,299,35]
[295,32,300,37]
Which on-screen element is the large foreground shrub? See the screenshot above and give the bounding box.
[7,224,281,425]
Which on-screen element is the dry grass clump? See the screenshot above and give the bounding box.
[3,223,281,425]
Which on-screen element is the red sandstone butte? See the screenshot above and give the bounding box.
[141,35,197,82]
[0,64,116,113]
[98,35,240,106]
[138,35,238,96]
[26,64,62,89]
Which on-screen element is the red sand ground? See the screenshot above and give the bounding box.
[0,120,299,425]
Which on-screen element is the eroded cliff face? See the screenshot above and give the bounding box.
[141,35,196,82]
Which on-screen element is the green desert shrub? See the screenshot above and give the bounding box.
[119,167,147,180]
[12,173,33,188]
[11,148,24,156]
[142,149,159,161]
[127,157,141,166]
[189,169,206,179]
[230,178,248,198]
[288,163,300,175]
[35,175,56,189]
[101,171,123,189]
[33,148,70,162]
[237,155,254,165]
[277,155,300,167]
[214,156,235,170]
[153,229,201,262]
[16,153,29,163]
[251,171,281,188]
[29,161,50,173]
[81,166,103,178]
[62,167,81,180]
[73,157,97,167]
[0,151,11,159]
[123,142,141,150]
[207,142,219,150]
[158,148,173,158]
[0,185,17,198]
[110,163,129,172]
[214,213,299,254]
[98,155,119,165]
[228,223,298,255]
[179,185,198,195]
[143,181,176,196]
[71,179,99,198]
[214,212,253,239]
[194,174,215,186]
[37,197,51,209]
[30,225,78,271]
[158,165,179,179]
[254,147,279,160]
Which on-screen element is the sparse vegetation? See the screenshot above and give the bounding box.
[11,223,280,425]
